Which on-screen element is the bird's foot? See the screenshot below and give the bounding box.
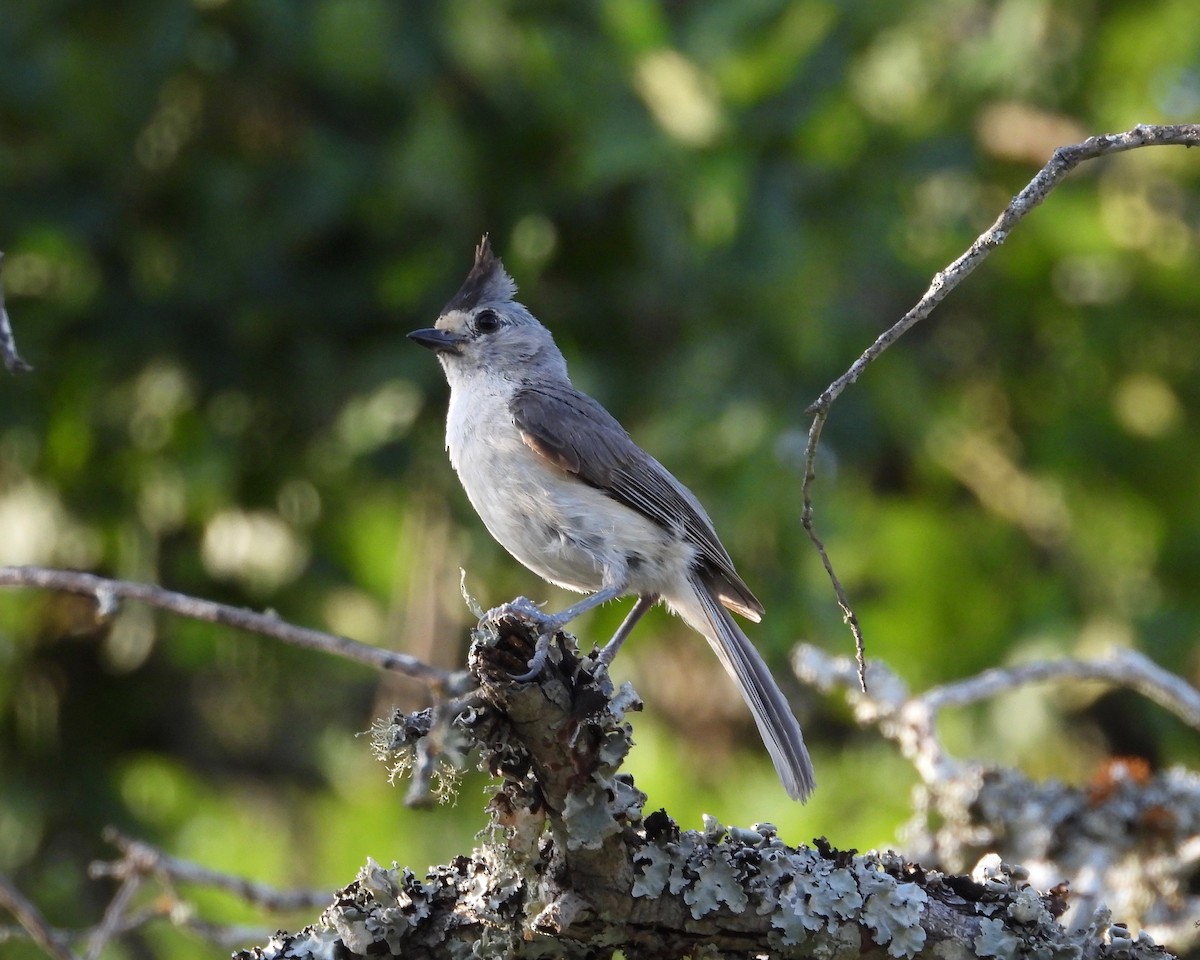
[484,596,548,626]
[482,597,564,681]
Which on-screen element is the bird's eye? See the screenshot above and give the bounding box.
[475,309,501,334]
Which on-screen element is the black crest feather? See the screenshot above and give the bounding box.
[443,235,517,313]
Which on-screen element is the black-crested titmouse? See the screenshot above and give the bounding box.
[409,237,815,801]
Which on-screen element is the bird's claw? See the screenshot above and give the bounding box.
[485,596,548,626]
[595,639,619,667]
[509,632,553,682]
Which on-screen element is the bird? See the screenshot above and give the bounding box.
[408,236,815,801]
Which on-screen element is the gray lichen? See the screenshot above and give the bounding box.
[906,762,1200,948]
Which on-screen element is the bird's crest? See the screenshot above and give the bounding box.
[443,235,517,313]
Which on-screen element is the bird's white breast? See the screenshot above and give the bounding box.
[443,377,694,598]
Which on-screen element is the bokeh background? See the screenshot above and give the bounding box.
[1,1,1198,956]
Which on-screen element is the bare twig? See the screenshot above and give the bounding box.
[799,123,1200,683]
[0,829,337,956]
[806,124,1200,417]
[93,828,333,914]
[0,565,467,691]
[0,251,33,374]
[0,872,80,960]
[799,406,868,691]
[83,865,143,960]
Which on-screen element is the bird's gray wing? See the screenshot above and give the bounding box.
[511,382,764,619]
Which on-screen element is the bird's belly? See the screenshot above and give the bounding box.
[450,429,689,596]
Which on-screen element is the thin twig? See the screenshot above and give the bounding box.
[83,869,143,960]
[0,251,33,374]
[94,828,334,914]
[0,565,464,691]
[0,829,337,957]
[805,123,1200,417]
[800,407,867,691]
[0,872,80,960]
[798,123,1200,685]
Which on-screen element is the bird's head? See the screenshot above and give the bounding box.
[409,236,566,384]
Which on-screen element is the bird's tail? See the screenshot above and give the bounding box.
[674,575,815,802]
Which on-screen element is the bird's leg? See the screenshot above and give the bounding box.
[598,593,657,666]
[540,582,626,632]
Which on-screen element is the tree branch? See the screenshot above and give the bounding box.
[2,597,1189,956]
[230,610,1175,959]
[795,645,1200,785]
[91,828,333,914]
[0,565,468,692]
[806,123,1200,417]
[920,649,1200,728]
[0,829,337,957]
[795,645,1200,948]
[799,123,1200,683]
[0,873,80,960]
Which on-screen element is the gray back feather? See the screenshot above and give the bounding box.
[510,381,764,619]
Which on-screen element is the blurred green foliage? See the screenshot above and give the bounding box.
[1,0,1198,956]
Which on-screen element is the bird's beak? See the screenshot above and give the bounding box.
[408,328,465,353]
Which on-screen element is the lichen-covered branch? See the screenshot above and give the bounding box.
[234,609,1176,960]
[920,651,1200,730]
[796,646,1200,952]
